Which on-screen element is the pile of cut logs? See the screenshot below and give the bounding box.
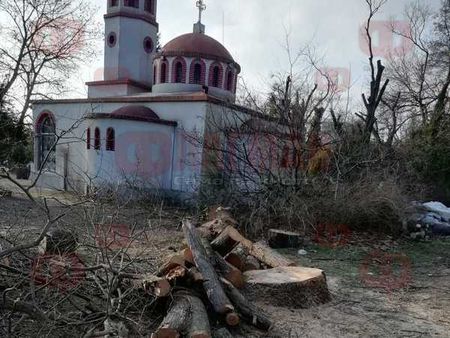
[146,209,331,338]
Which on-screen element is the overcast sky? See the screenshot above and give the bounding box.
[74,0,441,102]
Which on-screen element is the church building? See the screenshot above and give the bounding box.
[30,0,256,196]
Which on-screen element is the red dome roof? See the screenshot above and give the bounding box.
[111,105,160,121]
[162,33,235,63]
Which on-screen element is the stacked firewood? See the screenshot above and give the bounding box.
[142,208,330,338]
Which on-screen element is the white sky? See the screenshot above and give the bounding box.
[73,0,441,102]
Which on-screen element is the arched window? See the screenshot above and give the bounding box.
[124,0,139,8]
[175,62,184,83]
[193,63,202,84]
[106,128,115,151]
[37,113,56,171]
[94,127,101,150]
[160,62,167,83]
[86,128,91,150]
[212,66,220,87]
[226,71,233,91]
[153,65,157,84]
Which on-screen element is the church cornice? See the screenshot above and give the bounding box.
[104,11,158,28]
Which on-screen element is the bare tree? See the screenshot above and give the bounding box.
[0,0,99,127]
[358,0,390,145]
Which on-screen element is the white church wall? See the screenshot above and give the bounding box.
[31,99,209,195]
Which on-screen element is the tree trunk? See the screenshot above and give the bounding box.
[221,278,272,331]
[243,267,331,308]
[151,294,191,338]
[185,293,212,338]
[181,220,237,318]
[201,237,244,289]
[249,241,296,268]
[225,245,260,272]
[212,227,296,268]
[211,226,252,256]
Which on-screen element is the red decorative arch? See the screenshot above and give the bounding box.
[171,57,187,83]
[35,110,56,132]
[208,62,223,88]
[189,59,206,85]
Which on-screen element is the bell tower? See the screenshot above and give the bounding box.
[87,0,158,98]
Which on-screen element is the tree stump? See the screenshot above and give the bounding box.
[268,229,302,248]
[243,267,331,308]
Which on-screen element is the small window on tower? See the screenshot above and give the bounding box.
[107,32,116,48]
[175,62,184,83]
[193,63,202,84]
[110,0,118,7]
[143,37,154,53]
[144,0,154,14]
[124,0,139,8]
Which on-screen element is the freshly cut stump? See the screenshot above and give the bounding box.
[243,267,331,308]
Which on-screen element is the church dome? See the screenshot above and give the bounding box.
[161,33,235,63]
[151,1,240,102]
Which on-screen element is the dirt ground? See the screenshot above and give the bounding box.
[0,184,449,338]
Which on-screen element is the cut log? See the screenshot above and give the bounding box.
[181,220,236,317]
[249,241,296,268]
[200,237,244,289]
[243,267,331,308]
[268,229,302,248]
[157,255,186,276]
[213,227,296,268]
[132,274,171,298]
[211,226,251,256]
[185,293,211,338]
[225,245,260,272]
[221,278,272,331]
[224,244,247,271]
[166,266,186,282]
[152,294,191,338]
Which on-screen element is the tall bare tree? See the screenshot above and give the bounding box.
[0,0,100,127]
